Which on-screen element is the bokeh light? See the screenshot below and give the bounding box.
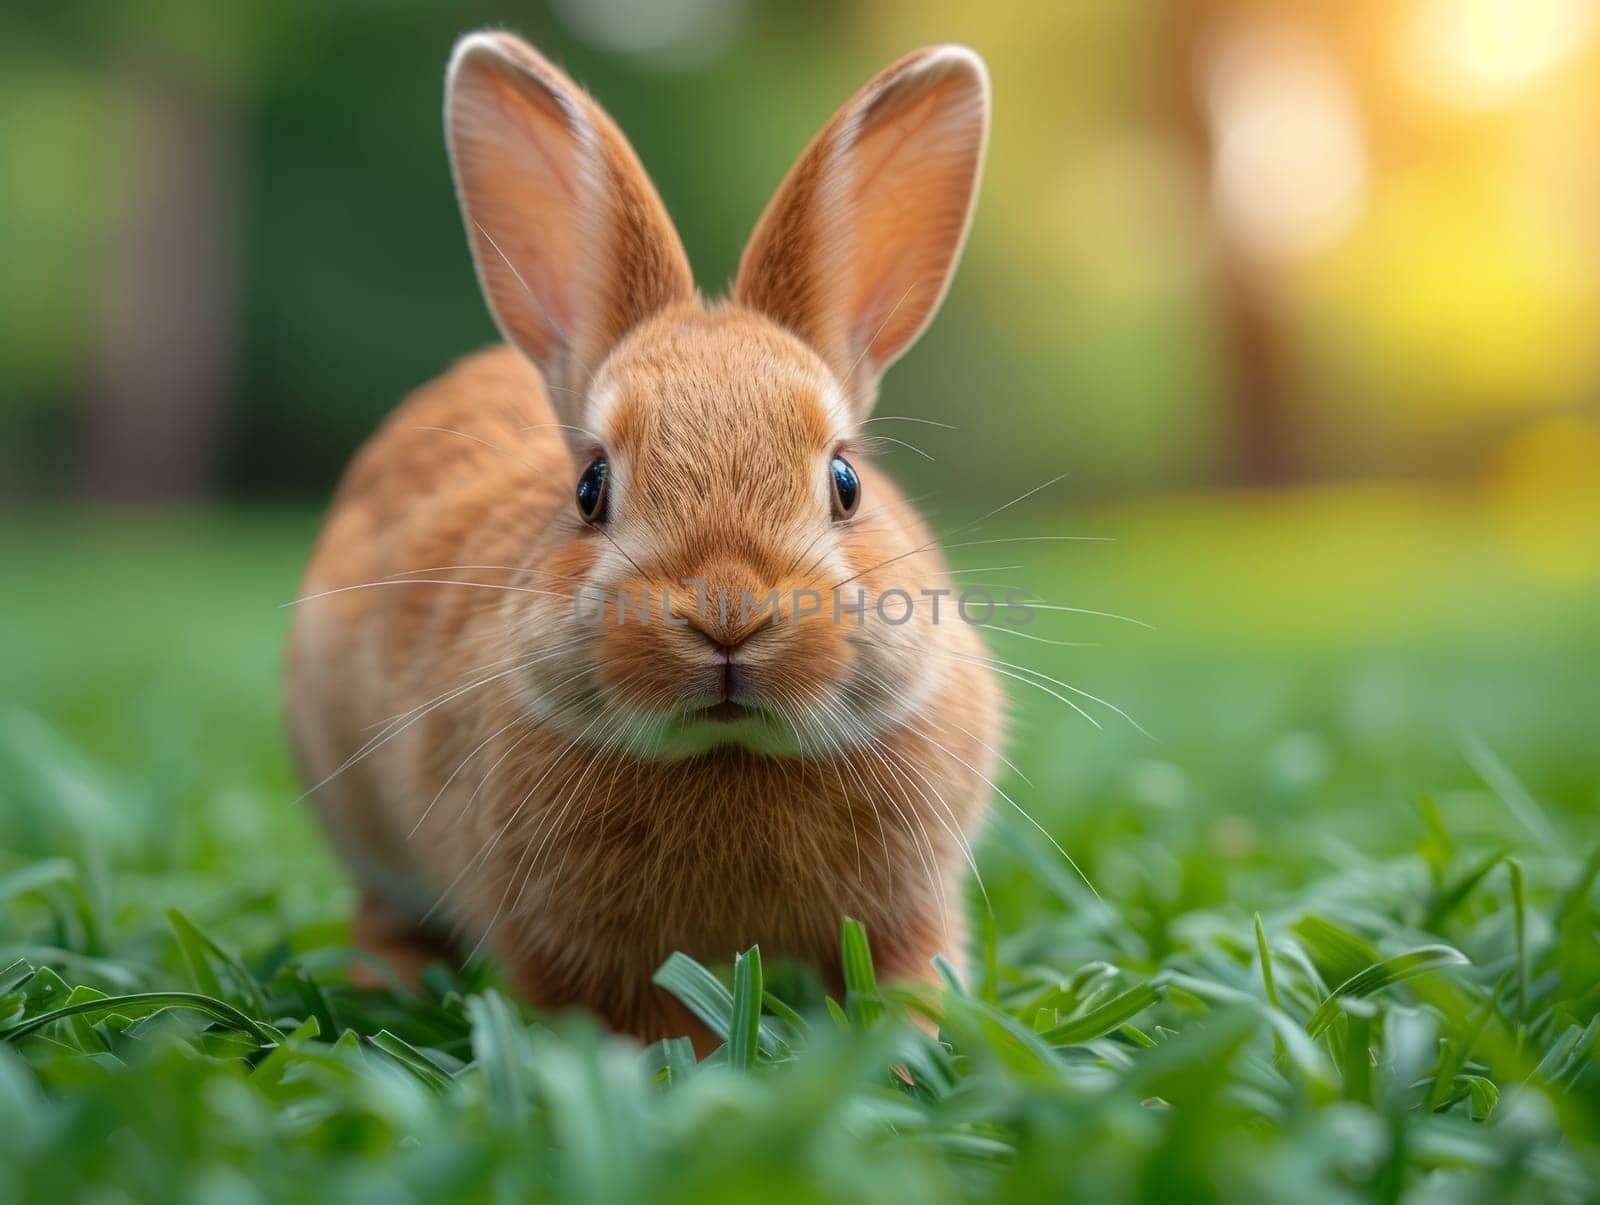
[1203,23,1369,263]
[1406,0,1597,107]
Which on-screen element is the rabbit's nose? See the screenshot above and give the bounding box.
[670,556,773,646]
[683,608,756,655]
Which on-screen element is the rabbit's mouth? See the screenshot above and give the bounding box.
[698,700,755,723]
[648,697,799,758]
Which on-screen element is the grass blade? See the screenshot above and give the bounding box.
[466,991,527,1124]
[645,1036,697,1084]
[728,945,762,1070]
[367,1030,453,1093]
[166,909,267,1016]
[1506,858,1528,1031]
[1463,734,1561,853]
[1254,914,1280,1011]
[1306,946,1470,1039]
[654,952,734,1042]
[1293,915,1381,988]
[0,859,76,909]
[1427,973,1509,1111]
[1422,849,1507,932]
[1339,998,1376,1103]
[840,918,884,1028]
[0,991,280,1046]
[1040,979,1162,1046]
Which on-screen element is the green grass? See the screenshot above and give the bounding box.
[1,490,1597,1203]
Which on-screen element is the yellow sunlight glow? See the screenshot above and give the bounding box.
[1203,25,1369,264]
[1407,0,1597,106]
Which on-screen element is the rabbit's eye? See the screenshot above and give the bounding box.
[829,455,860,519]
[576,456,610,523]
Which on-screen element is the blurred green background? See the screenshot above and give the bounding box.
[3,0,1598,932]
[6,0,1600,515]
[2,5,1600,1199]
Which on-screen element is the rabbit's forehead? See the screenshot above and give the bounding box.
[590,312,849,513]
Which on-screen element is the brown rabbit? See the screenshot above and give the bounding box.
[285,31,999,1050]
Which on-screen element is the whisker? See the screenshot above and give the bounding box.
[856,433,934,461]
[358,648,538,733]
[423,663,621,929]
[775,686,888,892]
[283,578,573,608]
[939,564,1027,581]
[1012,602,1155,630]
[510,700,640,917]
[944,588,1147,632]
[830,473,1069,592]
[498,681,629,874]
[811,693,955,925]
[486,698,642,950]
[293,648,568,806]
[935,649,1099,730]
[940,535,1111,550]
[928,711,1032,787]
[975,623,1097,649]
[939,645,1153,739]
[406,712,528,841]
[779,693,867,886]
[591,523,652,581]
[858,415,956,430]
[869,726,988,912]
[471,222,590,389]
[413,425,543,475]
[362,637,592,734]
[517,420,605,444]
[842,278,923,389]
[904,716,1101,901]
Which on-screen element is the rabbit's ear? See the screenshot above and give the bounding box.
[734,46,989,415]
[446,33,694,421]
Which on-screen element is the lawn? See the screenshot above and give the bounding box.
[1,488,1597,1203]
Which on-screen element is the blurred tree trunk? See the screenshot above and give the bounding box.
[79,61,241,501]
[1208,254,1295,486]
[1168,0,1296,487]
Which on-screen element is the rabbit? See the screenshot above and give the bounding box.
[285,30,999,1051]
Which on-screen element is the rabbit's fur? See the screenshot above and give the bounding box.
[286,33,997,1050]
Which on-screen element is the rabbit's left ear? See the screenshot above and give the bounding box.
[446,32,695,424]
[734,46,989,416]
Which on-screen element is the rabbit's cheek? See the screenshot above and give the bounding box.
[837,618,947,733]
[589,613,693,709]
[761,611,855,699]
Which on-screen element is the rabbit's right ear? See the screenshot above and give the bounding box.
[735,47,989,418]
[446,33,694,434]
